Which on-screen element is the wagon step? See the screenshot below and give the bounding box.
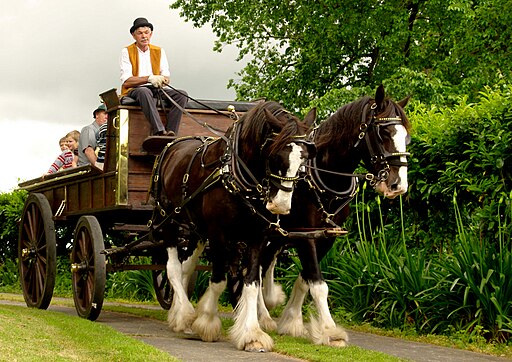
[280,227,347,239]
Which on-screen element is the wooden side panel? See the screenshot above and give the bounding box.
[179,111,235,137]
[123,107,236,208]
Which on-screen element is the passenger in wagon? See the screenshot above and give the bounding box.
[58,136,68,151]
[120,17,188,137]
[78,104,108,167]
[94,121,108,170]
[46,130,80,174]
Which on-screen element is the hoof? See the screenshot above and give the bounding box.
[329,337,348,347]
[244,341,267,353]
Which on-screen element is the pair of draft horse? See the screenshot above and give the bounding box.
[152,85,411,352]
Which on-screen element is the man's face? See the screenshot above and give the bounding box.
[96,111,108,125]
[132,26,152,51]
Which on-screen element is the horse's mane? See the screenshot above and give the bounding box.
[315,95,411,152]
[237,101,307,156]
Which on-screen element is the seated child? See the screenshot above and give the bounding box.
[46,130,80,174]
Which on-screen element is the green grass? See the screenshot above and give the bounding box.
[0,304,178,362]
[2,293,512,361]
[0,294,403,361]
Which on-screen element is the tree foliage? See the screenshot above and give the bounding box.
[171,0,512,109]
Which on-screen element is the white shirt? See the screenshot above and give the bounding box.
[119,45,171,84]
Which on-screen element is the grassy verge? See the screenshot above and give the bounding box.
[0,303,178,362]
[0,294,403,362]
[3,293,510,361]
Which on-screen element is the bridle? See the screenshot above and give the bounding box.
[354,102,410,186]
[302,100,410,225]
[222,110,312,202]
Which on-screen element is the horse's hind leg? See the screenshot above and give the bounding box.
[181,241,205,291]
[277,275,308,337]
[191,279,226,342]
[230,281,274,352]
[262,253,286,311]
[257,275,277,332]
[167,246,196,333]
[308,280,349,347]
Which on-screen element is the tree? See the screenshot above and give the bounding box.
[171,0,512,109]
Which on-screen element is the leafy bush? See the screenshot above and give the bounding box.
[405,83,512,250]
[0,190,27,262]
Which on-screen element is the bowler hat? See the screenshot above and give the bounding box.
[93,104,107,118]
[130,17,153,34]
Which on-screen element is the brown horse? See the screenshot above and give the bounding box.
[256,85,411,347]
[152,101,316,352]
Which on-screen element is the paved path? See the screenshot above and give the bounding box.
[2,298,511,362]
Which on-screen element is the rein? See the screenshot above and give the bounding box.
[149,90,307,236]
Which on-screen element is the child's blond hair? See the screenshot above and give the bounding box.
[66,130,80,142]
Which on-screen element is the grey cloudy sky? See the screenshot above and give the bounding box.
[0,0,244,191]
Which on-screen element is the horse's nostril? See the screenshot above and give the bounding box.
[390,183,399,191]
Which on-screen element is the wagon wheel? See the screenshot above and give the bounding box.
[18,193,57,309]
[152,254,198,310]
[71,216,106,321]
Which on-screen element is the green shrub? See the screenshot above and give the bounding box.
[0,190,27,262]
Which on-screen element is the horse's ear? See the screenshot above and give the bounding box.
[375,84,385,107]
[397,96,410,109]
[263,108,285,131]
[303,108,317,128]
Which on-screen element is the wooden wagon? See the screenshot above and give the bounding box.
[17,89,256,320]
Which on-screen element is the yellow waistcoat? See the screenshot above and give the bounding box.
[121,43,161,96]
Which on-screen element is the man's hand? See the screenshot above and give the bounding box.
[148,74,166,87]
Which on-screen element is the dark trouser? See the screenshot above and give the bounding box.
[128,86,188,135]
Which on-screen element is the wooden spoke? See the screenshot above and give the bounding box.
[18,193,56,309]
[71,216,106,321]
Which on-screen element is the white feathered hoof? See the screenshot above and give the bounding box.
[230,327,274,352]
[259,314,277,332]
[263,283,286,311]
[191,313,222,342]
[168,308,196,333]
[308,317,349,347]
[245,341,267,353]
[277,313,307,337]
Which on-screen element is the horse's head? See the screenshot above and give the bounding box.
[238,101,316,214]
[360,85,411,199]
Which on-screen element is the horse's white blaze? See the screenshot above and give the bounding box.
[266,143,303,214]
[377,124,409,198]
[393,124,409,193]
[229,282,274,351]
[166,247,196,332]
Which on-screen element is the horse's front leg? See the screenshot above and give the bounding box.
[191,237,226,342]
[308,280,349,347]
[167,246,196,333]
[229,244,274,352]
